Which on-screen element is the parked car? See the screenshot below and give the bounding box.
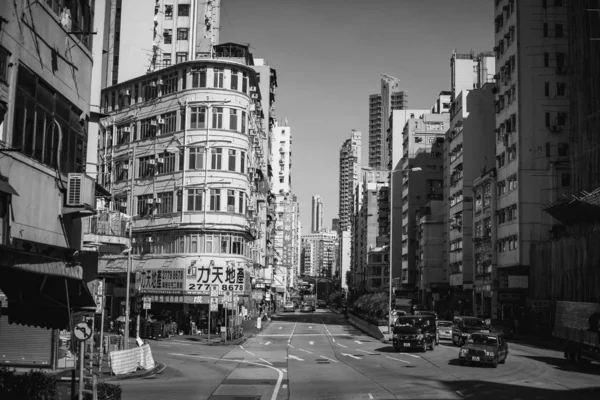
[317,300,327,308]
[458,331,508,368]
[415,311,438,320]
[301,304,313,313]
[392,315,437,352]
[452,316,490,346]
[437,320,453,341]
[283,303,295,313]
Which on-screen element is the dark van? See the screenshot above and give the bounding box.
[393,315,437,352]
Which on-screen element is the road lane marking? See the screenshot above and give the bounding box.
[356,349,378,355]
[369,395,374,399]
[260,358,273,365]
[319,355,338,363]
[278,326,282,329]
[322,322,336,342]
[337,343,348,348]
[298,349,313,354]
[354,340,363,344]
[282,368,287,373]
[286,355,305,361]
[309,341,315,345]
[245,350,256,356]
[288,344,294,348]
[288,322,297,344]
[309,326,312,329]
[456,390,464,397]
[239,345,244,349]
[341,353,362,359]
[386,356,410,364]
[283,384,288,389]
[261,334,352,337]
[168,354,284,400]
[264,341,272,345]
[400,353,420,358]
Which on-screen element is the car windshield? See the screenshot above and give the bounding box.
[438,321,453,328]
[396,317,433,327]
[463,319,487,328]
[468,334,498,346]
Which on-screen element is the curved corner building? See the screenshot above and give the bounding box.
[97,44,270,329]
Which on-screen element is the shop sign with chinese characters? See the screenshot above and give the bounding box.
[186,260,250,294]
[136,268,186,294]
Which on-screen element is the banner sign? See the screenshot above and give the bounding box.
[185,260,250,294]
[136,268,186,294]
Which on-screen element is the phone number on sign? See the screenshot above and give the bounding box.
[188,283,245,292]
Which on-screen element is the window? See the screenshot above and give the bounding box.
[227,190,236,212]
[229,108,238,130]
[556,52,565,67]
[228,149,236,171]
[0,47,9,83]
[543,52,549,67]
[214,68,224,88]
[176,52,188,64]
[241,111,246,133]
[187,189,203,211]
[561,172,571,187]
[114,162,128,182]
[242,71,248,93]
[211,148,222,169]
[212,107,223,128]
[230,69,238,90]
[189,148,205,169]
[142,80,158,101]
[221,235,230,254]
[557,112,567,126]
[558,143,569,157]
[162,54,171,67]
[156,151,176,174]
[163,29,172,44]
[545,112,551,127]
[210,189,221,211]
[240,151,246,173]
[177,28,189,40]
[116,124,131,145]
[160,111,177,134]
[178,4,190,16]
[12,66,86,173]
[544,82,549,97]
[190,107,206,129]
[161,71,178,95]
[181,69,186,90]
[555,24,563,38]
[137,194,153,217]
[238,192,244,213]
[140,118,157,139]
[557,82,566,96]
[138,156,155,178]
[156,192,174,214]
[543,23,548,37]
[165,5,173,19]
[192,68,207,87]
[232,235,243,254]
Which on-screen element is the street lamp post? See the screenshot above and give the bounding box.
[388,167,422,336]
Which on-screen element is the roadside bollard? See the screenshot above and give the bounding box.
[257,316,262,330]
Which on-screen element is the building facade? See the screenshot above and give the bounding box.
[311,195,323,233]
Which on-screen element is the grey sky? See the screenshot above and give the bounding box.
[220,0,494,233]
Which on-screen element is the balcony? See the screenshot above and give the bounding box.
[83,210,131,248]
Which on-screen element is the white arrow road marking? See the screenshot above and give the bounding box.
[168,354,284,400]
[245,350,256,356]
[278,326,282,330]
[356,349,378,355]
[341,353,362,359]
[309,326,313,329]
[337,343,348,348]
[354,340,363,344]
[286,355,305,361]
[259,358,273,365]
[264,342,272,345]
[319,355,338,363]
[283,384,288,389]
[309,341,314,345]
[369,394,374,399]
[299,349,313,354]
[400,353,420,358]
[287,344,294,348]
[239,345,244,349]
[385,356,410,364]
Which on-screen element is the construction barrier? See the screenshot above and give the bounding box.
[108,344,156,376]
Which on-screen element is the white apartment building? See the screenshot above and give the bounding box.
[311,195,324,233]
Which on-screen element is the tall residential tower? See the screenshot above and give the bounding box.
[311,195,323,233]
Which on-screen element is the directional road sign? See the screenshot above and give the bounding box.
[73,322,92,341]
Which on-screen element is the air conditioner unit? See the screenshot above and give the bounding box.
[147,198,154,204]
[120,201,127,207]
[131,238,136,243]
[251,94,259,99]
[150,120,158,126]
[146,237,154,243]
[249,128,256,135]
[154,198,162,204]
[149,159,156,165]
[66,173,95,207]
[156,118,165,125]
[157,79,164,86]
[149,81,157,87]
[250,86,257,92]
[249,104,256,111]
[156,157,164,163]
[124,89,131,96]
[123,163,129,170]
[253,137,259,145]
[122,126,131,133]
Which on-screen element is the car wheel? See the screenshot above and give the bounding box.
[429,340,435,350]
[421,342,427,353]
[500,356,506,364]
[492,357,498,368]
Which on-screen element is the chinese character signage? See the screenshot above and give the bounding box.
[136,268,185,294]
[185,260,250,294]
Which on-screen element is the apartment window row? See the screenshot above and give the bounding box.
[542,0,564,8]
[543,23,564,38]
[12,65,86,174]
[188,147,247,173]
[497,173,518,196]
[186,188,246,214]
[0,47,9,84]
[544,81,567,98]
[191,67,249,94]
[450,190,463,207]
[546,142,569,158]
[163,4,189,20]
[132,232,250,257]
[44,0,94,49]
[449,261,463,274]
[188,106,248,133]
[475,184,492,208]
[497,235,518,253]
[450,168,464,187]
[543,52,566,71]
[450,214,463,231]
[450,143,463,163]
[507,144,517,162]
[545,111,568,131]
[450,239,463,252]
[497,204,518,224]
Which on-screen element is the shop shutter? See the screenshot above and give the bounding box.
[0,317,53,367]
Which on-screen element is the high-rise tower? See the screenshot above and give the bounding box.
[311,195,323,233]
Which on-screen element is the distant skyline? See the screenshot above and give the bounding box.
[220,0,494,233]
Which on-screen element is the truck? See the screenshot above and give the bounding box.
[303,295,317,311]
[553,301,600,365]
[394,297,414,315]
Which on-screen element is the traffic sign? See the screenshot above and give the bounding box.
[143,297,151,310]
[94,296,103,314]
[223,291,232,303]
[73,322,92,341]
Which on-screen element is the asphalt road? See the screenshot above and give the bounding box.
[118,309,600,400]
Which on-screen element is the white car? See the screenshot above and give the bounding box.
[437,320,453,341]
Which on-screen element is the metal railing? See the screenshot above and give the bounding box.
[85,210,129,237]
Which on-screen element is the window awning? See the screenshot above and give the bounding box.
[0,177,18,196]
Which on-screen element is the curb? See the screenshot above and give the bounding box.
[101,362,166,382]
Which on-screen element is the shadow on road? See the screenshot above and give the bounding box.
[373,345,397,353]
[520,355,600,376]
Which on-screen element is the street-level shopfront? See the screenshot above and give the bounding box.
[0,248,97,369]
[98,255,257,334]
